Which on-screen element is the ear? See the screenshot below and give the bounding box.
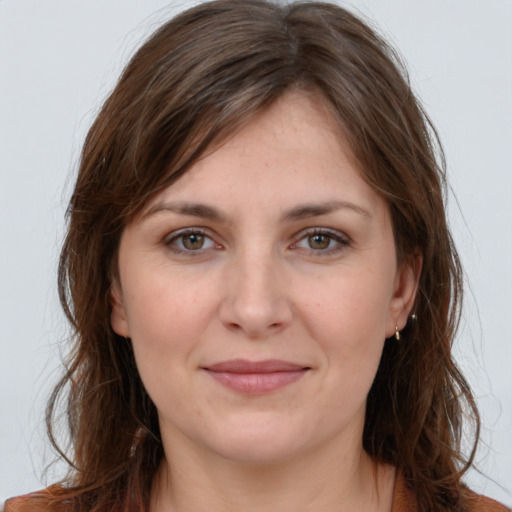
[386,251,423,338]
[110,280,130,337]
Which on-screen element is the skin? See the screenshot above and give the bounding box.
[111,90,421,511]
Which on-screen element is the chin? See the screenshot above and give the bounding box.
[215,439,303,466]
[200,415,314,465]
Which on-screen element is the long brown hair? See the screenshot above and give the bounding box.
[11,1,479,511]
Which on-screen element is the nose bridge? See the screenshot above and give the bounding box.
[220,242,292,337]
[238,246,276,305]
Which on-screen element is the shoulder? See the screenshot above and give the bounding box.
[392,471,510,512]
[4,493,49,512]
[466,491,511,512]
[4,496,39,512]
[4,486,72,512]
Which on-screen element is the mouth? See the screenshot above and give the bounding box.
[202,359,311,395]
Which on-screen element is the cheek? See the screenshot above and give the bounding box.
[124,277,219,433]
[123,272,217,384]
[297,268,392,388]
[300,268,392,342]
[125,266,214,334]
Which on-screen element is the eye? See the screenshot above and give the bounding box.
[292,229,349,254]
[305,233,333,250]
[165,229,218,254]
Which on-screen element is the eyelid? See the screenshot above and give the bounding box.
[164,227,222,255]
[162,226,349,256]
[291,227,350,254]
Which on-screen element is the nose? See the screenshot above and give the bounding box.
[218,251,293,339]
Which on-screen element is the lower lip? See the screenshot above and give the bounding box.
[205,369,308,395]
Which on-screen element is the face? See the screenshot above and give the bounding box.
[111,91,419,466]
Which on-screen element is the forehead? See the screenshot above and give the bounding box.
[143,90,383,219]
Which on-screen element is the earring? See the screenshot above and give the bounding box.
[394,326,400,341]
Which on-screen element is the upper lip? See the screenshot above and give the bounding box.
[204,359,309,373]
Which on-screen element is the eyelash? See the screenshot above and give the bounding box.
[164,228,219,256]
[291,228,350,256]
[163,227,350,256]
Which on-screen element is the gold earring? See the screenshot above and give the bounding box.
[394,326,400,341]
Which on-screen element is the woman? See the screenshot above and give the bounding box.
[5,0,510,511]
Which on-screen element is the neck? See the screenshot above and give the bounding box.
[150,434,395,512]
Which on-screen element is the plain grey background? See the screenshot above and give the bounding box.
[1,0,511,506]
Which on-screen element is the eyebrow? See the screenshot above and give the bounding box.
[142,199,371,223]
[142,201,227,222]
[281,200,372,221]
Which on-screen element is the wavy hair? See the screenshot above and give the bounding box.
[10,1,479,511]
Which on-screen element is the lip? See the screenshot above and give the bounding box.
[202,359,310,395]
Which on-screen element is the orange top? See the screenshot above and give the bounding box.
[5,472,511,511]
[392,474,510,512]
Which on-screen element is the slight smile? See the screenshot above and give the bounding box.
[202,359,311,395]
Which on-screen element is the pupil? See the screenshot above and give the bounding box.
[309,234,329,249]
[183,234,204,250]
